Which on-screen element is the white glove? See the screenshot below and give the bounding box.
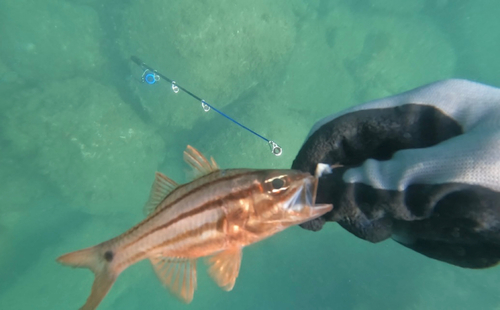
[293,79,500,268]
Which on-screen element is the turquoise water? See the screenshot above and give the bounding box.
[1,0,499,309]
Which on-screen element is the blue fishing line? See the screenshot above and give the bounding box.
[201,100,268,142]
[131,56,282,156]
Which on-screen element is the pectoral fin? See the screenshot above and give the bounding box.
[149,256,197,303]
[205,247,242,291]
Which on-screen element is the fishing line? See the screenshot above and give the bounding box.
[130,56,283,156]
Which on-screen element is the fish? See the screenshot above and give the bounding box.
[57,145,332,310]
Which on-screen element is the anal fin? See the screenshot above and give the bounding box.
[205,247,242,291]
[149,256,197,303]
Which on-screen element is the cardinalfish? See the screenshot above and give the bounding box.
[57,145,332,310]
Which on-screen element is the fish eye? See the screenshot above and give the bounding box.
[271,178,285,189]
[265,175,289,194]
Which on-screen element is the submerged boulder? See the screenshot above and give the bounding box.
[322,4,456,102]
[0,0,105,82]
[2,78,165,215]
[121,0,302,128]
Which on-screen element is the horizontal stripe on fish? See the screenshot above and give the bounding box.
[115,219,225,271]
[117,170,255,241]
[118,171,259,252]
[113,191,258,271]
[143,209,225,255]
[145,177,303,256]
[124,168,305,259]
[155,169,257,211]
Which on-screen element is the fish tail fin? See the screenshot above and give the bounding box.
[57,246,117,310]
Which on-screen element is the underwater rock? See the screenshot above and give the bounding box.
[0,156,45,230]
[364,0,425,14]
[185,2,455,168]
[0,0,105,82]
[0,216,129,310]
[121,0,302,128]
[0,59,26,97]
[2,78,165,215]
[311,0,425,16]
[323,4,455,102]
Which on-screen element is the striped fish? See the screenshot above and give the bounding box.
[57,145,332,310]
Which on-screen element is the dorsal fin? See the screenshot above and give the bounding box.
[143,172,179,216]
[183,145,219,179]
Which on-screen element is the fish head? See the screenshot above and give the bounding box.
[251,169,333,229]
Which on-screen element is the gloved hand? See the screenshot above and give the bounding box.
[292,79,500,269]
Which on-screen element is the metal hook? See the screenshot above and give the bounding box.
[201,100,211,112]
[171,81,179,93]
[269,141,282,156]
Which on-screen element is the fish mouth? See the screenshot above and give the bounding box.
[296,173,320,206]
[286,173,332,218]
[265,171,332,227]
[303,174,318,206]
[296,174,333,221]
[284,173,315,208]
